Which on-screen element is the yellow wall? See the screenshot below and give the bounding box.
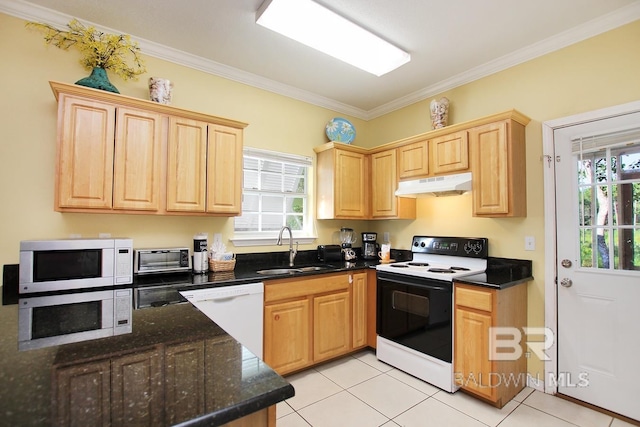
[2,10,640,378]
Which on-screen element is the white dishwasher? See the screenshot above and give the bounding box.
[180,282,264,358]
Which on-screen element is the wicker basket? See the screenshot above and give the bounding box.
[209,256,236,272]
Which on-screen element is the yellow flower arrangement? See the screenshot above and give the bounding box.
[27,19,146,81]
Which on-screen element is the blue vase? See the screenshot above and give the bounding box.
[75,67,119,93]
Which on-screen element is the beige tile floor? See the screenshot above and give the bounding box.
[276,350,637,427]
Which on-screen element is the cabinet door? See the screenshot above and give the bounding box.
[398,140,429,179]
[111,349,163,426]
[431,131,469,174]
[314,291,350,362]
[206,124,242,214]
[165,340,206,425]
[454,307,495,401]
[166,117,208,212]
[335,149,368,218]
[351,272,367,349]
[470,120,526,217]
[57,96,115,209]
[371,150,398,218]
[264,299,311,374]
[53,359,111,427]
[113,108,164,211]
[371,149,416,219]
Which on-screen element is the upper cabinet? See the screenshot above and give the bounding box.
[370,149,415,219]
[430,130,469,175]
[397,140,429,179]
[470,119,527,217]
[165,120,242,215]
[315,144,369,219]
[51,81,247,216]
[314,110,529,220]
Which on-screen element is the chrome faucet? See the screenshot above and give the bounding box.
[277,226,298,267]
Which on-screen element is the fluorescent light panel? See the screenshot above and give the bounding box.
[256,0,410,76]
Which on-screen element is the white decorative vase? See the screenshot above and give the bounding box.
[430,97,450,129]
[149,77,173,104]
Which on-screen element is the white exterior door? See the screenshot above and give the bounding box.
[554,112,640,421]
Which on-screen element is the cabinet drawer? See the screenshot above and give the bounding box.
[455,286,493,312]
[265,273,349,303]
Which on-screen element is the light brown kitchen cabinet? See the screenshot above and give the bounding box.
[313,291,351,362]
[397,140,429,179]
[56,94,164,213]
[351,272,368,349]
[206,125,243,214]
[314,143,369,219]
[370,149,416,219]
[51,81,247,216]
[165,119,243,215]
[469,119,527,217]
[264,272,361,375]
[166,117,208,212]
[430,130,469,174]
[263,298,312,374]
[454,283,528,408]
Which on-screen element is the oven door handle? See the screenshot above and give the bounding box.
[378,273,450,291]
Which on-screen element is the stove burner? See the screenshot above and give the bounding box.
[390,264,409,268]
[450,266,470,271]
[407,262,430,267]
[428,268,455,273]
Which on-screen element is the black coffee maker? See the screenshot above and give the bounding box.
[361,232,379,260]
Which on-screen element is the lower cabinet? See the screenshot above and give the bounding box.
[264,272,367,375]
[314,291,351,362]
[264,298,312,374]
[454,283,528,408]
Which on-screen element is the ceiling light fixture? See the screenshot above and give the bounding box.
[256,0,410,76]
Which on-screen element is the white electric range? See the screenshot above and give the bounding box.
[375,236,488,392]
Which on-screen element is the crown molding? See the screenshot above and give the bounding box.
[3,0,639,121]
[368,2,640,120]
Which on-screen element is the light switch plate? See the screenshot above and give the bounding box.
[525,236,535,251]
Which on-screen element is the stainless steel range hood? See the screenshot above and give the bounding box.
[395,172,472,197]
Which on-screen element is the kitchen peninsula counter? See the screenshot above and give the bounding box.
[0,276,293,426]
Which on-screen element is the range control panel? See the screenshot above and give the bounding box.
[411,236,488,258]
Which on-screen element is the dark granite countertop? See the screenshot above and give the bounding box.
[454,257,533,289]
[0,265,293,426]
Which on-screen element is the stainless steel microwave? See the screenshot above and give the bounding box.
[19,238,133,294]
[18,288,133,351]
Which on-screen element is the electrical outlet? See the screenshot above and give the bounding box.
[99,233,111,238]
[383,232,390,243]
[525,236,535,251]
[69,234,82,239]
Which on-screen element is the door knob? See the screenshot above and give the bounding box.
[561,259,572,268]
[560,278,573,288]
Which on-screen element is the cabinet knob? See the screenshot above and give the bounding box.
[274,314,280,321]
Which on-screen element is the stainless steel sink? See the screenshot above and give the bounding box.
[256,268,302,275]
[298,266,328,272]
[255,265,333,275]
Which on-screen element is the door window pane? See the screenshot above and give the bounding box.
[576,141,640,271]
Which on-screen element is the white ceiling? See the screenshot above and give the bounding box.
[3,0,640,119]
